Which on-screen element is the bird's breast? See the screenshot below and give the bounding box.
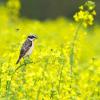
[25,42,34,56]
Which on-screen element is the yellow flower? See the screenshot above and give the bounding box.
[73,13,79,22]
[79,6,84,10]
[88,14,94,22]
[78,10,84,19]
[92,10,96,16]
[73,1,96,27]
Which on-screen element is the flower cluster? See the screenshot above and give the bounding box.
[73,1,96,27]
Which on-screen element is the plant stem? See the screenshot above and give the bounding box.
[69,21,82,95]
[70,21,82,75]
[58,65,63,95]
[36,86,41,100]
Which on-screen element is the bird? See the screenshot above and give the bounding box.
[16,34,37,64]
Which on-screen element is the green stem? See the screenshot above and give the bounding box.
[70,21,82,76]
[36,86,41,100]
[6,80,11,99]
[58,65,63,95]
[69,21,82,95]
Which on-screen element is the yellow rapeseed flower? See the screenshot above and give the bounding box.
[78,10,84,19]
[73,1,96,27]
[92,10,96,16]
[79,6,84,10]
[73,13,79,22]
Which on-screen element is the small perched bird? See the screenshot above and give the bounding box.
[16,34,37,64]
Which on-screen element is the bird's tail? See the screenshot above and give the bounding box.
[16,56,21,64]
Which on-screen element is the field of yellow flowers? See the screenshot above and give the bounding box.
[0,4,100,100]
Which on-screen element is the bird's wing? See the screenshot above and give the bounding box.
[19,39,32,58]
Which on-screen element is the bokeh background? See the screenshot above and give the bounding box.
[0,0,100,21]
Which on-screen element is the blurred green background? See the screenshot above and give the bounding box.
[0,0,100,21]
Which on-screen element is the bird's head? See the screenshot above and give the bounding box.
[27,34,37,41]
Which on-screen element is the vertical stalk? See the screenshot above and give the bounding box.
[58,65,63,95]
[6,80,11,99]
[69,21,82,95]
[70,21,82,76]
[36,86,41,100]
